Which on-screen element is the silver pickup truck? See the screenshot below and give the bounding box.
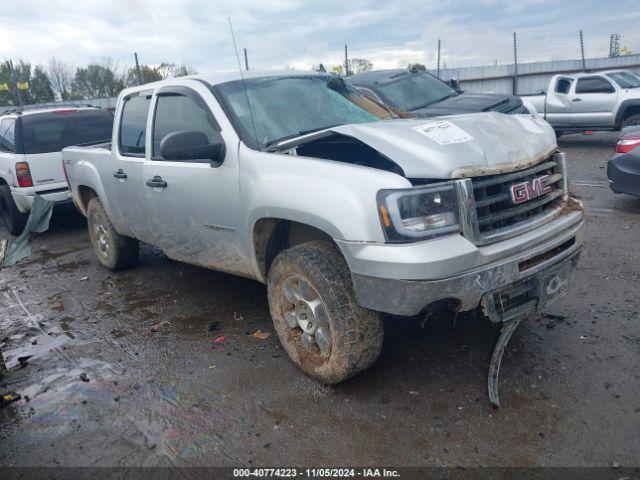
[63,71,584,405]
[522,69,640,135]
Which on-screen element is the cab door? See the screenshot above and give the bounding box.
[569,76,618,127]
[545,77,574,126]
[105,91,152,241]
[141,84,249,275]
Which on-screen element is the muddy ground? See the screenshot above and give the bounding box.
[0,133,639,468]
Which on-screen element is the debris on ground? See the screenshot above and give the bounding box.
[233,312,244,321]
[80,276,89,281]
[207,321,221,332]
[542,312,568,321]
[213,335,226,345]
[251,330,271,340]
[1,391,21,408]
[1,195,54,267]
[18,355,32,367]
[150,321,169,332]
[80,373,90,382]
[0,238,8,264]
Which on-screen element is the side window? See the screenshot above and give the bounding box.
[576,77,615,94]
[119,94,151,156]
[555,78,573,94]
[0,118,16,153]
[152,92,220,161]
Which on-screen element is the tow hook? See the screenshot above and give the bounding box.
[487,317,522,409]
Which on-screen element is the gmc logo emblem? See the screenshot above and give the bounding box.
[509,175,553,204]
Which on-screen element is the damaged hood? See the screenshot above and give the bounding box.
[412,92,523,116]
[330,112,557,179]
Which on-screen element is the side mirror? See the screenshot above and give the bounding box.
[159,130,225,166]
[449,77,462,93]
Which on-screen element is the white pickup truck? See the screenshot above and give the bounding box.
[63,72,584,405]
[522,69,640,135]
[0,106,114,234]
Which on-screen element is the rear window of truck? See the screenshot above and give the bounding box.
[119,94,151,156]
[21,110,114,154]
[0,118,16,152]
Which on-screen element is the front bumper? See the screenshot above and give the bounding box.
[340,205,584,317]
[11,184,72,213]
[607,153,640,197]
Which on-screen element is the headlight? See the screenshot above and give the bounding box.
[377,181,460,242]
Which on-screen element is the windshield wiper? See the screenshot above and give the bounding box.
[263,124,343,151]
[408,92,458,111]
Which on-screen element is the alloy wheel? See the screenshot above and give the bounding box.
[92,212,110,260]
[282,275,332,357]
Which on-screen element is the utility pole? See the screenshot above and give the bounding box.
[8,60,22,108]
[134,52,143,85]
[579,30,586,71]
[437,39,441,78]
[513,32,518,95]
[344,44,349,77]
[609,33,620,58]
[243,48,249,71]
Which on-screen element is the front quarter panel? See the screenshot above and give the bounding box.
[240,146,411,276]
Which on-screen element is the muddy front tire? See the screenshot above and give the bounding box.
[86,197,139,271]
[267,240,384,384]
[0,185,28,236]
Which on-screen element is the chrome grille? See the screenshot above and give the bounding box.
[456,153,568,245]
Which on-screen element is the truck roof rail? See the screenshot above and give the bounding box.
[1,103,104,116]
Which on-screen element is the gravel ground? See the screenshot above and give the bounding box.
[0,132,638,468]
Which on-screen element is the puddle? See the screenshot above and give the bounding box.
[2,332,72,369]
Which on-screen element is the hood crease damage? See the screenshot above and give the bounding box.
[281,112,557,180]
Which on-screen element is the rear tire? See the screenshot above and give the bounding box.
[86,197,139,270]
[621,113,640,129]
[267,240,384,384]
[0,185,28,236]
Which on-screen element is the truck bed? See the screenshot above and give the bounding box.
[63,142,113,165]
[71,141,112,150]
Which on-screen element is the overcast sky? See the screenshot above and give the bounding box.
[2,0,639,73]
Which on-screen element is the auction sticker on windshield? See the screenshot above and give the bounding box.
[412,121,473,145]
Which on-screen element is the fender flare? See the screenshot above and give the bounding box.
[615,99,640,128]
[247,207,346,282]
[72,162,114,219]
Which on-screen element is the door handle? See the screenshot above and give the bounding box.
[572,98,582,102]
[146,176,168,188]
[113,169,127,179]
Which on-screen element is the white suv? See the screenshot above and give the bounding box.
[0,106,113,234]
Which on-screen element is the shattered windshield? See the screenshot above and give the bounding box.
[375,72,457,111]
[214,75,378,149]
[606,71,640,89]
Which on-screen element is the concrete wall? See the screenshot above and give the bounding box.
[430,54,640,95]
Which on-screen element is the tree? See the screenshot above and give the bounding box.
[408,63,426,72]
[157,62,197,79]
[125,64,163,87]
[30,66,55,103]
[0,61,14,106]
[346,58,373,76]
[71,59,125,99]
[47,57,73,101]
[0,60,33,106]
